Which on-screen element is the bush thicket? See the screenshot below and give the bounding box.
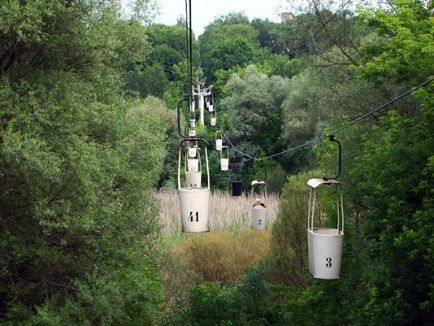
[0,1,169,323]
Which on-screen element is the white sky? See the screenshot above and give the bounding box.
[126,0,287,36]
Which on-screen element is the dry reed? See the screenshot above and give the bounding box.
[154,189,279,234]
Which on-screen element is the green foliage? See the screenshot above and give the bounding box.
[208,37,256,74]
[281,66,384,145]
[344,3,434,321]
[358,0,434,83]
[199,13,261,81]
[124,23,200,102]
[178,269,285,325]
[260,55,305,79]
[184,282,239,325]
[145,24,199,80]
[125,63,169,97]
[221,65,290,180]
[280,279,353,325]
[347,110,434,324]
[264,161,286,194]
[0,0,148,79]
[279,65,386,172]
[251,10,360,59]
[0,1,167,323]
[265,171,319,287]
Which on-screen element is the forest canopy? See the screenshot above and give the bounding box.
[0,0,433,324]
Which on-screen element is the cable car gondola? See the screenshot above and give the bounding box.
[220,145,229,171]
[210,111,217,127]
[251,180,267,230]
[178,138,210,233]
[207,94,214,112]
[307,135,344,279]
[215,130,222,151]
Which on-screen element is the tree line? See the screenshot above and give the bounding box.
[0,0,432,324]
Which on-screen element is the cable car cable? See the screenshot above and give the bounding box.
[184,0,194,102]
[218,76,434,162]
[331,76,434,134]
[184,0,190,98]
[189,0,193,96]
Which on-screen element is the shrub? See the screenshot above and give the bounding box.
[175,230,271,283]
[265,170,323,287]
[178,269,287,325]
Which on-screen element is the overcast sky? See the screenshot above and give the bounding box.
[132,0,287,36]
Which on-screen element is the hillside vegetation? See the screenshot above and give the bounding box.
[0,0,433,325]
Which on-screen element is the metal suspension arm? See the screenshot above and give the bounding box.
[179,137,208,147]
[324,134,342,180]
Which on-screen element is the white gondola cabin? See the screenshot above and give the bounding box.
[210,112,217,126]
[251,180,267,230]
[215,130,222,151]
[307,178,344,279]
[220,146,229,171]
[208,96,214,112]
[178,140,210,233]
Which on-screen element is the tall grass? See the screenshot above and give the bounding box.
[154,189,279,234]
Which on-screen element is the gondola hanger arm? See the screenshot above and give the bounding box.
[323,134,342,181]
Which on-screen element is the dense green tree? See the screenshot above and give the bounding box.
[124,23,200,101]
[281,65,386,142]
[0,0,168,323]
[145,24,199,81]
[199,13,261,81]
[208,37,256,73]
[221,65,291,182]
[346,1,434,323]
[358,0,433,84]
[125,63,169,97]
[251,9,360,60]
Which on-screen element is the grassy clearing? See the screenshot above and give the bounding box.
[154,189,279,234]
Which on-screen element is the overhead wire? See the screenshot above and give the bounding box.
[218,76,434,162]
[184,0,194,101]
[189,0,193,95]
[330,77,434,134]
